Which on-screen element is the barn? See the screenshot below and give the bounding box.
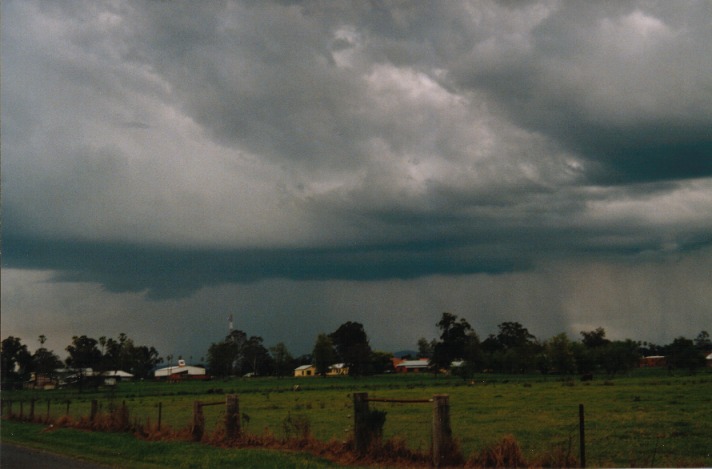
[154,359,208,380]
[394,359,430,373]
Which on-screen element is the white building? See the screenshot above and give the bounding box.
[154,359,207,380]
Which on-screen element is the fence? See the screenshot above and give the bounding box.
[0,393,588,468]
[353,392,456,467]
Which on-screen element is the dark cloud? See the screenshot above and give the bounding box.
[2,1,711,355]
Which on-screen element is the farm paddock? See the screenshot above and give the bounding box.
[2,370,711,467]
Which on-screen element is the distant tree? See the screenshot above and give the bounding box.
[65,335,102,390]
[31,347,63,376]
[270,342,294,377]
[313,333,337,376]
[580,327,610,348]
[242,336,273,376]
[571,342,596,374]
[431,312,474,372]
[207,341,235,377]
[694,331,711,351]
[370,351,395,374]
[492,322,538,373]
[598,340,639,376]
[666,337,705,373]
[1,336,32,388]
[65,335,102,371]
[496,322,535,350]
[329,322,372,376]
[207,329,249,377]
[128,345,161,379]
[417,337,434,359]
[456,331,484,379]
[544,333,577,375]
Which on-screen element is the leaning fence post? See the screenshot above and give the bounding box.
[432,394,454,467]
[192,401,205,442]
[225,394,240,439]
[353,392,370,456]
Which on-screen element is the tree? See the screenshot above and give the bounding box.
[431,312,474,372]
[65,335,102,389]
[580,327,610,348]
[65,335,102,370]
[371,351,395,374]
[128,345,161,379]
[694,331,711,351]
[494,322,538,373]
[598,340,639,376]
[242,336,273,376]
[666,337,705,373]
[329,322,372,376]
[1,336,32,388]
[312,333,337,376]
[31,347,63,376]
[417,337,434,359]
[270,342,294,377]
[496,322,535,349]
[207,329,249,377]
[207,340,235,377]
[544,333,577,375]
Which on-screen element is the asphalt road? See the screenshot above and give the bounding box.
[1,443,114,469]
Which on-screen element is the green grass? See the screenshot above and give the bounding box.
[3,370,712,467]
[1,420,341,468]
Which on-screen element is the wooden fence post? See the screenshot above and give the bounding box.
[157,402,162,431]
[66,400,71,416]
[579,404,586,468]
[225,394,240,439]
[47,398,51,421]
[29,398,36,420]
[90,399,98,423]
[353,392,370,456]
[192,401,204,442]
[432,394,454,467]
[19,400,24,419]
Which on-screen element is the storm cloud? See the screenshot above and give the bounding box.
[2,0,710,357]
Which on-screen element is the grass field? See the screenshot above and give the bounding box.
[2,369,711,467]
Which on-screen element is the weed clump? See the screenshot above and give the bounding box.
[466,434,526,468]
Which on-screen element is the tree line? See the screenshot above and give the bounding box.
[1,333,160,389]
[2,314,710,389]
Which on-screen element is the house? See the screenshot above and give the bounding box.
[639,355,666,368]
[24,372,59,390]
[101,370,134,381]
[154,359,208,380]
[706,352,712,368]
[327,363,349,376]
[394,358,430,373]
[294,364,316,377]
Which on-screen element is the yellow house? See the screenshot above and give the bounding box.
[294,364,316,377]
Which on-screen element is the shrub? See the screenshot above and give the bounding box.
[467,434,526,468]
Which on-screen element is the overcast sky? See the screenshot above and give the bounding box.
[2,0,711,361]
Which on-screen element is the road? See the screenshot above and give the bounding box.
[1,443,114,469]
